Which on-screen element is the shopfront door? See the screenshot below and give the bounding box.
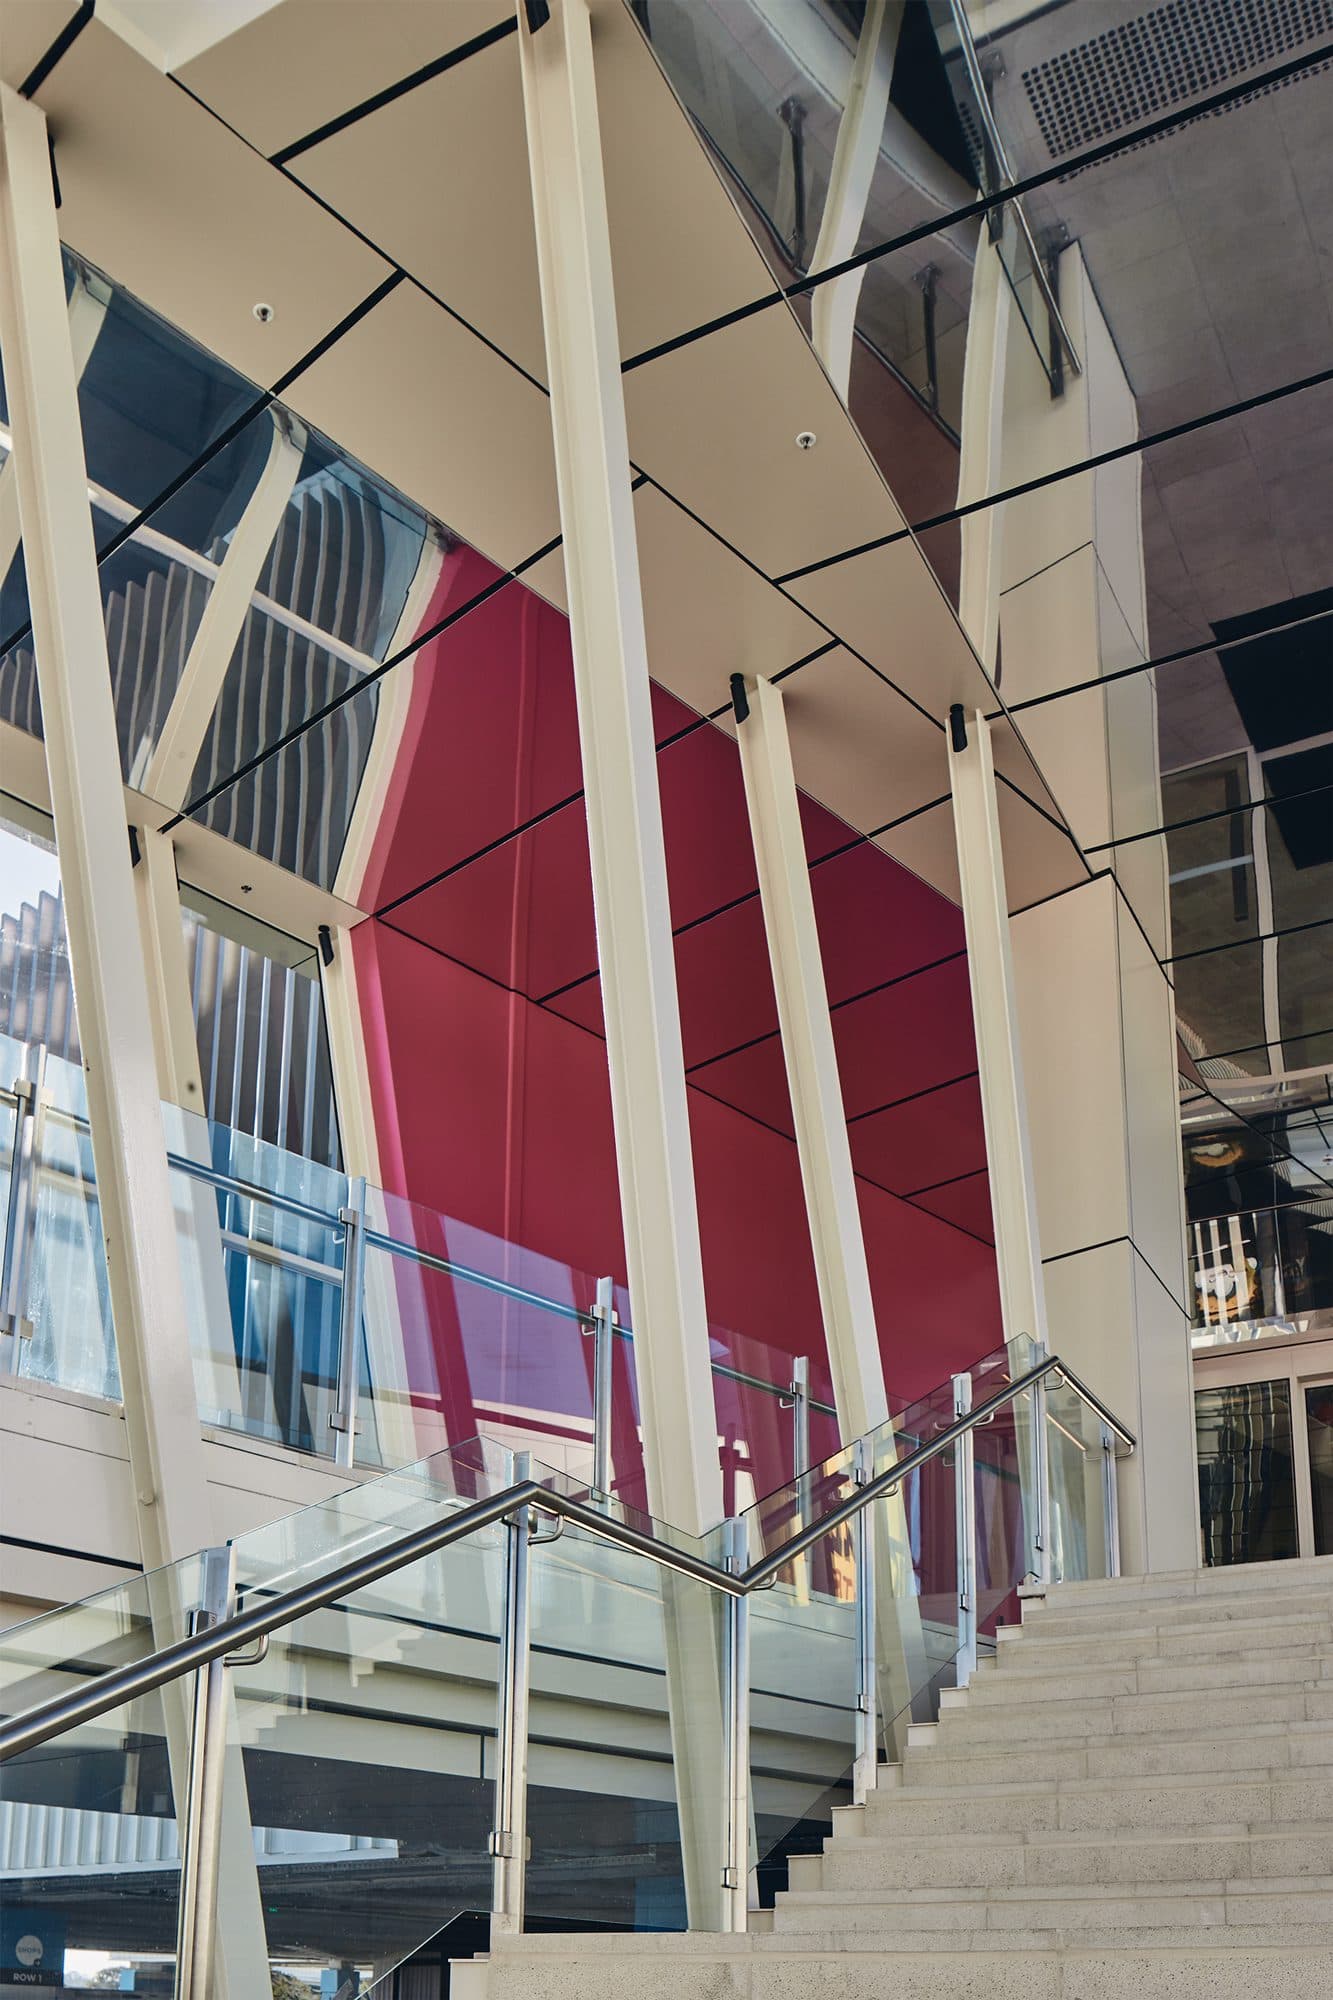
[1194,1340,1333,1566]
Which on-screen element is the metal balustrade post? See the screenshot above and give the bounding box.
[330,1175,367,1470]
[491,1454,534,1936]
[0,1042,46,1365]
[851,1436,878,1804]
[585,1275,615,1496]
[173,1545,235,2000]
[720,1515,751,1932]
[782,1355,811,1483]
[953,1373,978,1688]
[1030,1343,1053,1591]
[1101,1423,1121,1579]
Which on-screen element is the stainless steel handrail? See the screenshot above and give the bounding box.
[943,0,1083,378]
[0,1352,1132,1763]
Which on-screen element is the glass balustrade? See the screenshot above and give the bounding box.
[0,1032,838,1503]
[0,1351,1131,1983]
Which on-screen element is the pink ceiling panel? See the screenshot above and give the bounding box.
[830,957,978,1119]
[387,800,596,1000]
[811,842,965,1005]
[687,1032,796,1138]
[848,1072,987,1196]
[673,895,779,1069]
[656,723,856,938]
[912,1171,995,1245]
[365,549,584,910]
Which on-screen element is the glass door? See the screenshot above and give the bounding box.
[1194,1341,1333,1565]
[1301,1377,1332,1557]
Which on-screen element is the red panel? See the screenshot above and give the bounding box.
[857,1176,1003,1396]
[848,1073,986,1196]
[387,799,597,1001]
[830,958,977,1118]
[811,842,964,1005]
[685,1032,795,1137]
[912,1171,996,1246]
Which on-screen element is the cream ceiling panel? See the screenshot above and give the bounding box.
[31,22,393,390]
[176,0,511,158]
[279,279,560,576]
[627,482,826,722]
[292,34,547,385]
[774,648,950,835]
[624,307,908,580]
[289,0,776,390]
[871,782,1087,915]
[874,801,961,906]
[0,0,69,87]
[787,535,994,719]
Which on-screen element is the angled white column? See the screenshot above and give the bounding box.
[142,409,303,810]
[947,709,1048,1356]
[734,673,886,1438]
[518,0,721,1536]
[0,261,107,582]
[0,82,213,1571]
[955,238,1012,672]
[808,0,902,401]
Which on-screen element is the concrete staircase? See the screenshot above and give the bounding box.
[461,1554,1333,1997]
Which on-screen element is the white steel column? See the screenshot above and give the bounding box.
[807,0,902,401]
[132,825,244,1432]
[734,673,887,1438]
[142,410,303,810]
[955,238,1012,673]
[518,0,721,1535]
[0,83,213,1571]
[947,710,1048,1355]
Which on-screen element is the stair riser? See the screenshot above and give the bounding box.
[902,1729,1333,1785]
[773,1892,1333,1935]
[481,1947,1333,2000]
[819,1831,1333,1892]
[996,1617,1333,1666]
[959,1651,1333,1707]
[930,1685,1333,1742]
[1022,1590,1333,1637]
[860,1778,1333,1837]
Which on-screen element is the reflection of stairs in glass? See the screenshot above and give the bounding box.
[467,1556,1333,1998]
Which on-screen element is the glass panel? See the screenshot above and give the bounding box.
[1195,1378,1300,1566]
[360,1187,626,1494]
[0,1685,184,1992]
[18,1044,119,1401]
[1307,1381,1333,1558]
[525,1518,724,1932]
[222,1514,504,1986]
[1044,1376,1109,1584]
[165,1104,348,1454]
[742,1502,859,1911]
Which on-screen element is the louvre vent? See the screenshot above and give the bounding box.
[1023,0,1333,161]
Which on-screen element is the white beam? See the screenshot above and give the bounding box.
[0,261,107,593]
[808,0,903,402]
[955,239,1011,672]
[0,82,213,1572]
[734,673,887,1438]
[518,0,721,1537]
[141,409,303,810]
[947,709,1047,1353]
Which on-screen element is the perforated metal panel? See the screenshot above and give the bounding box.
[1023,0,1333,160]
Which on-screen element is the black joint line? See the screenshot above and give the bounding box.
[730,674,751,725]
[949,705,968,754]
[19,1,95,99]
[318,924,335,968]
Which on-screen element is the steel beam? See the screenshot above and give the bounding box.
[517,0,721,1536]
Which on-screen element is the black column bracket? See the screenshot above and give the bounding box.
[949,704,968,753]
[730,674,751,725]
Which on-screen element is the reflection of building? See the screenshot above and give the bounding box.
[0,2,1331,1991]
